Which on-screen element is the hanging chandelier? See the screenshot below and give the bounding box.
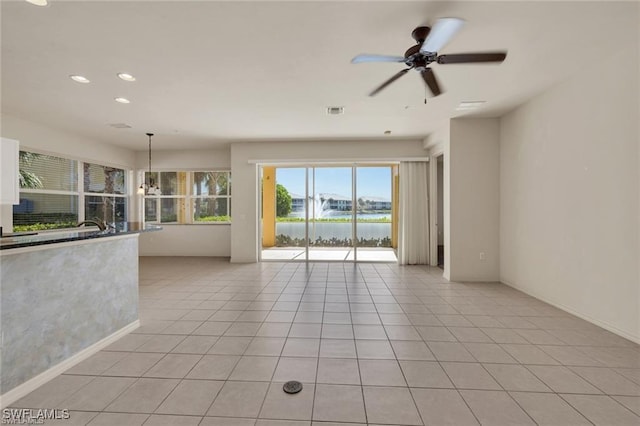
[137,132,161,195]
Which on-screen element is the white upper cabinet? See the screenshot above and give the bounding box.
[1,137,20,205]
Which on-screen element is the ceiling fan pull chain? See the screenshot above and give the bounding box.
[424,86,427,104]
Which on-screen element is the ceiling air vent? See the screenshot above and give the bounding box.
[108,123,132,129]
[326,106,344,115]
[456,101,486,111]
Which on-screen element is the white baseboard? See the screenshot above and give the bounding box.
[501,279,640,345]
[0,320,140,409]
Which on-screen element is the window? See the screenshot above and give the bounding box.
[143,171,231,224]
[83,162,127,224]
[192,171,230,223]
[15,152,79,230]
[14,150,128,232]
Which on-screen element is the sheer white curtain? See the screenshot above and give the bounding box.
[397,161,430,265]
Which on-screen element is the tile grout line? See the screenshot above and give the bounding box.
[199,261,291,423]
[389,264,484,426]
[250,261,294,422]
[254,261,317,422]
[309,262,329,423]
[347,263,369,425]
[368,263,426,426]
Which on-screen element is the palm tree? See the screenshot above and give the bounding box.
[194,172,212,219]
[199,172,228,218]
[101,167,120,223]
[83,163,125,223]
[18,151,43,189]
[213,173,229,216]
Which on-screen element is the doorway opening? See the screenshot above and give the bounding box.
[260,164,397,262]
[436,155,444,269]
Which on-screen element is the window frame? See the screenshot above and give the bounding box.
[15,149,130,231]
[82,161,129,224]
[142,170,231,225]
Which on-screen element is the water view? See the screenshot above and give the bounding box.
[270,166,394,248]
[287,211,391,220]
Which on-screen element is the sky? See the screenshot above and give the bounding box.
[275,167,392,200]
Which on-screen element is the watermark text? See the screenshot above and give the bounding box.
[2,408,70,424]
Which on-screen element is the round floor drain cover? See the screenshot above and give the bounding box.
[283,381,303,394]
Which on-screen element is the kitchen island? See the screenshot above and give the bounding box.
[0,223,161,405]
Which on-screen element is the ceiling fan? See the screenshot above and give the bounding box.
[352,18,507,97]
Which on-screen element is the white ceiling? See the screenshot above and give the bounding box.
[1,1,637,150]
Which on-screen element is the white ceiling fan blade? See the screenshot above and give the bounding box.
[351,54,406,64]
[419,17,465,54]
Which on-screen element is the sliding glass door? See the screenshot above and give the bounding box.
[353,166,396,262]
[308,167,353,261]
[261,164,396,262]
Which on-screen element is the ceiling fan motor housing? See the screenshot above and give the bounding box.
[405,26,440,68]
[404,46,436,70]
[411,26,431,43]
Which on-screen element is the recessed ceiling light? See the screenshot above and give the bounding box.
[456,100,486,111]
[69,75,90,84]
[114,97,131,104]
[25,0,48,6]
[117,73,136,82]
[326,106,344,115]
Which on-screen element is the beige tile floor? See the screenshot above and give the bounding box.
[10,257,640,425]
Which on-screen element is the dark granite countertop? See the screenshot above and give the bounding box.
[0,222,162,251]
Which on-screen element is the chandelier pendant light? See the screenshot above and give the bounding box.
[137,133,161,195]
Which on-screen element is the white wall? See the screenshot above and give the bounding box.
[134,148,230,171]
[425,124,449,269]
[424,124,449,154]
[500,44,639,341]
[139,224,230,257]
[0,114,136,232]
[230,139,428,263]
[134,147,232,257]
[448,118,500,282]
[1,114,135,169]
